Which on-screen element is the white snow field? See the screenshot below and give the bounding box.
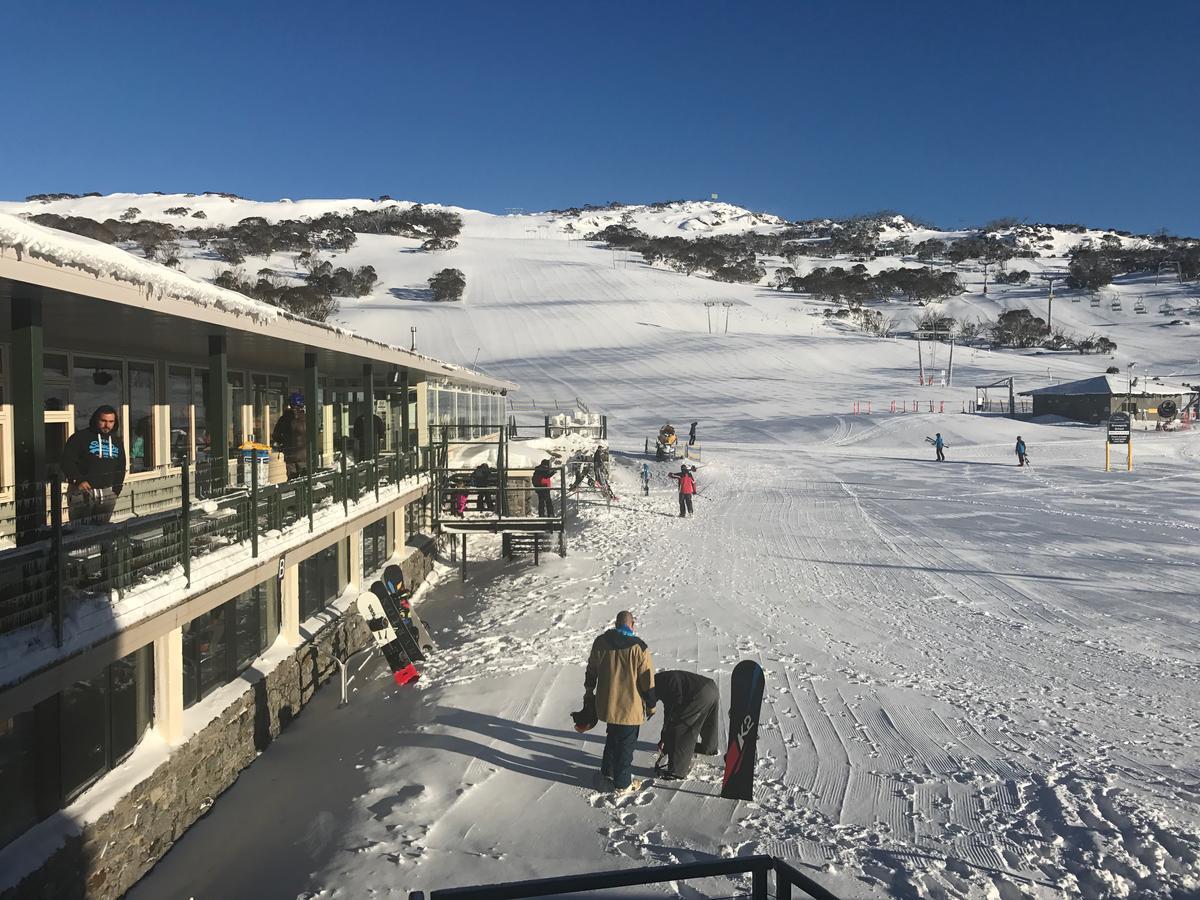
[7,195,1199,899]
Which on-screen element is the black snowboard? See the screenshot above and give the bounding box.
[721,660,765,801]
[383,565,411,606]
[371,580,424,662]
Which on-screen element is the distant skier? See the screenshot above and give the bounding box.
[469,462,495,510]
[688,421,698,446]
[653,670,720,780]
[934,433,945,463]
[532,458,556,517]
[641,462,651,496]
[1015,436,1028,467]
[669,464,697,517]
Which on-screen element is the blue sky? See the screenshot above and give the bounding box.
[5,1,1197,234]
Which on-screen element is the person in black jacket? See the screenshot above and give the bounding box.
[271,392,308,479]
[531,459,555,516]
[61,405,126,524]
[653,670,720,780]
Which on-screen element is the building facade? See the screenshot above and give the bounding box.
[0,222,514,898]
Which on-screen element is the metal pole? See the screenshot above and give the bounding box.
[181,457,192,587]
[341,451,349,516]
[11,294,46,546]
[307,444,314,532]
[947,339,955,386]
[50,471,64,646]
[917,339,925,385]
[250,446,259,558]
[558,465,567,557]
[461,533,467,582]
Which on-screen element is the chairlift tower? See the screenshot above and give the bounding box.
[1157,260,1182,285]
[1038,273,1063,331]
[913,328,955,386]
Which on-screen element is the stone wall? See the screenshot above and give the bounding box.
[4,538,439,900]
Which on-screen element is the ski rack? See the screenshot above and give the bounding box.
[407,854,841,900]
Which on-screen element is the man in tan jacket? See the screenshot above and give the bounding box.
[584,611,656,792]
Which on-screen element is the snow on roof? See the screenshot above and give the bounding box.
[1021,374,1195,397]
[0,210,283,322]
[0,211,509,387]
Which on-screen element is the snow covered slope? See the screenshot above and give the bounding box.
[7,193,1200,900]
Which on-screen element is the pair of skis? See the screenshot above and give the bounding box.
[357,563,425,686]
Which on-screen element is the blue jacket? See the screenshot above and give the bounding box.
[934,435,944,449]
[1016,440,1026,454]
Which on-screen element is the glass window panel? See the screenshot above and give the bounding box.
[229,372,245,449]
[128,362,156,472]
[193,369,210,461]
[298,544,340,620]
[234,586,264,672]
[251,374,268,444]
[60,669,108,800]
[168,366,192,465]
[72,356,123,433]
[363,517,387,578]
[183,604,230,707]
[108,649,142,763]
[44,351,71,412]
[0,713,38,850]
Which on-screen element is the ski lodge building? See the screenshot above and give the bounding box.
[0,217,514,898]
[1018,374,1194,423]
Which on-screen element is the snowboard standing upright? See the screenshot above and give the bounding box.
[721,660,765,801]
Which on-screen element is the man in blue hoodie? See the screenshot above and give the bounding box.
[61,405,127,524]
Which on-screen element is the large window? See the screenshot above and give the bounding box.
[299,542,342,620]
[71,356,124,434]
[0,646,153,851]
[128,361,156,472]
[363,517,388,579]
[0,713,37,849]
[59,645,154,802]
[183,582,279,709]
[168,365,193,465]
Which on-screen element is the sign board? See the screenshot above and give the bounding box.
[1107,412,1131,444]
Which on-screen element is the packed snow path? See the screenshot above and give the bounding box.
[132,429,1200,900]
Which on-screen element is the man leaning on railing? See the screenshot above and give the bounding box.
[60,405,127,524]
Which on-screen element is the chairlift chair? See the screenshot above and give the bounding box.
[1111,299,1122,311]
[1090,296,1101,308]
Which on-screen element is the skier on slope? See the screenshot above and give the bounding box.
[1015,436,1028,467]
[668,464,697,517]
[583,611,656,794]
[653,670,720,780]
[933,433,945,463]
[641,462,651,496]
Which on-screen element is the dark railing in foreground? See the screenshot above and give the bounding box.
[0,448,426,642]
[408,855,841,900]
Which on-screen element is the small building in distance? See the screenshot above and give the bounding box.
[1019,374,1194,423]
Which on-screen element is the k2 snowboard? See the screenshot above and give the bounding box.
[721,659,765,801]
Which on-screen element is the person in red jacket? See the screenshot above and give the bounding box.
[532,458,556,517]
[668,464,697,517]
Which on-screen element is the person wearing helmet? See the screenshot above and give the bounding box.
[668,464,697,517]
[272,391,308,479]
[1015,436,1028,467]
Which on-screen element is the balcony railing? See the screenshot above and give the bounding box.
[0,448,427,643]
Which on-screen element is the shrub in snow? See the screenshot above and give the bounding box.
[428,268,466,302]
[119,207,141,222]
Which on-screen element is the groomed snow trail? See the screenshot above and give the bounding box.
[131,437,1200,900]
[118,211,1200,900]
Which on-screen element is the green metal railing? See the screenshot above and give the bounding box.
[0,448,425,642]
